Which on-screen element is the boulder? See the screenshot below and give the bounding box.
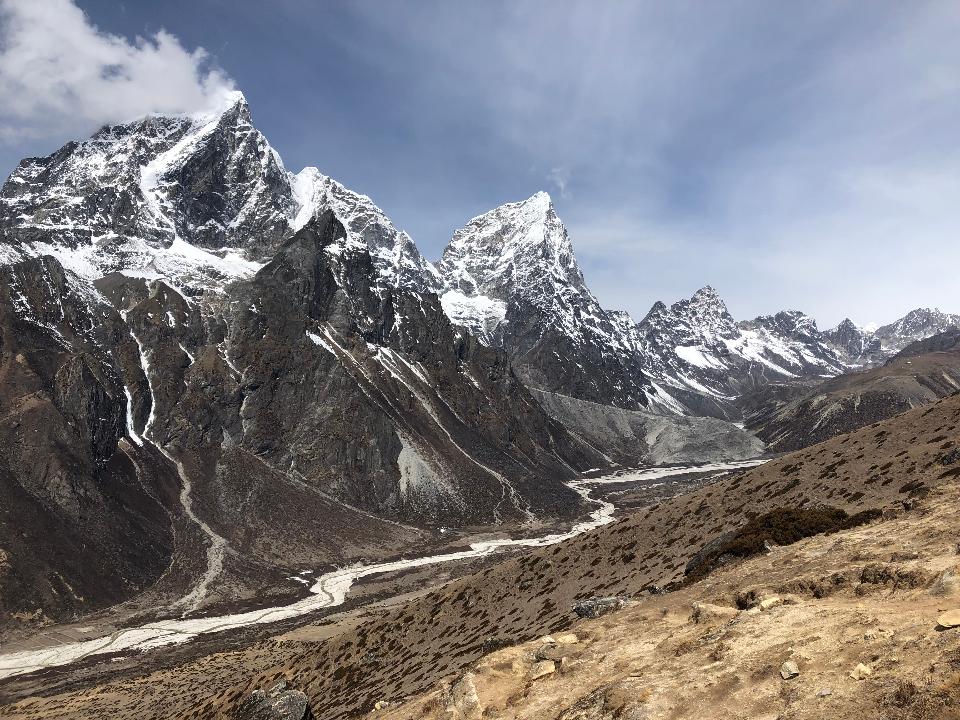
[937,609,960,628]
[850,663,873,680]
[574,596,627,619]
[690,602,738,624]
[529,660,557,680]
[448,672,483,720]
[535,644,568,662]
[759,596,783,611]
[780,661,800,680]
[237,681,313,720]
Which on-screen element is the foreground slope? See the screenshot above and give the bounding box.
[382,477,960,720]
[188,393,960,718]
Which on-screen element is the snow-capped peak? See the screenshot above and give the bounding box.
[0,91,440,296]
[289,167,440,291]
[438,190,582,302]
[635,286,848,414]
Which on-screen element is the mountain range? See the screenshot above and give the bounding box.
[0,91,956,629]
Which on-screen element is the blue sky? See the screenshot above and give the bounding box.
[1,0,959,327]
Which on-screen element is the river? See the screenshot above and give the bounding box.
[0,459,765,680]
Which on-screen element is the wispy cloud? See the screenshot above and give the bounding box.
[330,0,960,326]
[546,166,571,198]
[0,0,233,142]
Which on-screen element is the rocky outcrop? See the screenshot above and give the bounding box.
[237,681,314,720]
[573,596,628,619]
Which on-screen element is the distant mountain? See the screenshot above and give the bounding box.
[630,287,847,418]
[436,192,653,410]
[748,332,960,451]
[823,310,960,365]
[892,325,960,358]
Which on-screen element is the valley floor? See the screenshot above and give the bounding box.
[0,461,752,716]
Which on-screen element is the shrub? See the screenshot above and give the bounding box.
[684,506,882,582]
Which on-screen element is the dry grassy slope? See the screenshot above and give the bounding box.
[2,394,957,720]
[381,480,960,720]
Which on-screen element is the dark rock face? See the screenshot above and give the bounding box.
[0,256,174,627]
[211,214,596,525]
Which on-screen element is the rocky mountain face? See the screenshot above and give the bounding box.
[630,287,848,419]
[0,254,174,626]
[824,310,960,365]
[0,95,611,628]
[436,192,653,410]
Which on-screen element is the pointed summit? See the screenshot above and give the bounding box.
[684,285,733,325]
[438,191,579,300]
[436,192,652,409]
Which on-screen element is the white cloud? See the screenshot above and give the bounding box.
[546,166,571,198]
[0,0,234,142]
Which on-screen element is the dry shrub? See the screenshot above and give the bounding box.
[882,675,960,720]
[686,506,882,582]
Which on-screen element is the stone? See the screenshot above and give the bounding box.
[535,644,568,662]
[936,609,960,628]
[529,660,557,680]
[850,663,873,680]
[690,602,738,624]
[930,568,960,598]
[780,661,800,680]
[759,596,782,611]
[817,688,833,698]
[448,672,482,720]
[574,596,628,619]
[237,680,312,720]
[555,633,580,645]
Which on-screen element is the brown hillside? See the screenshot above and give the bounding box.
[749,351,960,452]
